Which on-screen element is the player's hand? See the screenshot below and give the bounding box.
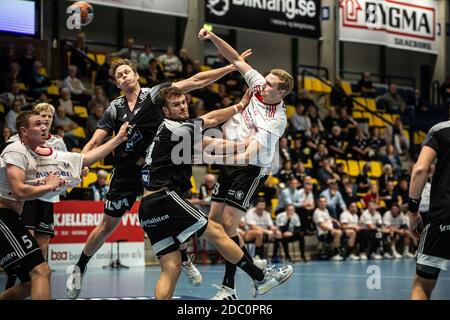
[198,28,213,41]
[408,211,424,240]
[239,49,252,61]
[45,172,64,191]
[116,122,132,142]
[239,89,252,110]
[81,166,89,177]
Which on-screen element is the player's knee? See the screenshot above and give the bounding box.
[30,262,51,279]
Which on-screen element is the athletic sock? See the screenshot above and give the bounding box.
[236,255,265,282]
[76,252,92,274]
[179,248,188,262]
[222,235,240,289]
[5,275,17,290]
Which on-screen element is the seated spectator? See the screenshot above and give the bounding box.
[4,99,23,133]
[393,176,409,207]
[363,183,381,209]
[138,43,155,71]
[339,174,357,206]
[86,103,105,138]
[356,163,371,194]
[297,181,316,231]
[338,107,357,135]
[0,43,19,74]
[35,91,51,105]
[293,161,309,183]
[312,143,329,164]
[290,138,308,165]
[94,54,116,99]
[317,157,341,188]
[273,204,306,262]
[322,106,340,132]
[383,203,415,258]
[298,89,317,110]
[313,196,344,261]
[157,46,182,75]
[290,103,311,133]
[143,58,165,87]
[54,105,78,132]
[275,178,301,214]
[277,160,295,186]
[378,83,406,114]
[305,105,324,131]
[406,89,428,114]
[2,62,22,92]
[190,174,216,214]
[89,169,109,201]
[238,217,264,258]
[368,127,386,158]
[245,199,282,259]
[88,86,109,113]
[327,125,348,158]
[58,87,74,115]
[1,127,12,144]
[27,61,51,98]
[350,126,371,160]
[0,81,26,109]
[340,202,369,260]
[359,201,393,259]
[378,164,396,192]
[178,48,194,74]
[320,180,347,218]
[70,32,90,78]
[182,63,197,79]
[380,180,396,210]
[356,71,376,97]
[191,84,222,111]
[279,137,291,162]
[306,123,325,158]
[381,144,402,176]
[63,65,92,106]
[110,37,138,64]
[331,77,353,108]
[384,119,409,156]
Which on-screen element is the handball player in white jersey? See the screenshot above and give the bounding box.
[198,28,294,299]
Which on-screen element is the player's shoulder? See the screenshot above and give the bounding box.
[2,140,28,155]
[428,120,450,135]
[109,95,126,109]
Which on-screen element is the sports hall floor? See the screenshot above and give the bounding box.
[1,259,449,300]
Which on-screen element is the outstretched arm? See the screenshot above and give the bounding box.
[199,28,252,75]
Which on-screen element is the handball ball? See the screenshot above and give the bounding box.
[70,1,94,26]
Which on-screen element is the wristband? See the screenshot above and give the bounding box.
[408,198,421,212]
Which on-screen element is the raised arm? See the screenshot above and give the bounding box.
[199,28,252,75]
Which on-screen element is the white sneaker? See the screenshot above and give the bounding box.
[359,253,368,261]
[66,265,86,299]
[349,254,360,261]
[403,251,415,258]
[392,251,403,259]
[253,258,268,270]
[370,253,383,260]
[383,252,394,259]
[211,284,238,300]
[182,255,202,287]
[331,254,344,261]
[253,265,293,296]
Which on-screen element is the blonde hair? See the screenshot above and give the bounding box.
[34,103,55,115]
[270,68,294,97]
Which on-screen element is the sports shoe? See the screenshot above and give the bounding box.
[359,253,368,261]
[403,250,415,258]
[253,265,293,296]
[349,254,360,261]
[211,284,238,300]
[370,252,383,260]
[392,250,403,259]
[182,255,202,287]
[331,254,344,261]
[66,265,86,299]
[253,258,268,270]
[383,252,394,259]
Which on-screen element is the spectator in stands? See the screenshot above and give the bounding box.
[378,83,406,114]
[293,160,309,183]
[245,199,282,259]
[88,86,109,113]
[279,137,291,162]
[440,77,450,107]
[298,181,316,231]
[340,202,364,260]
[58,87,74,116]
[368,127,386,158]
[312,143,329,164]
[313,196,344,261]
[36,91,51,105]
[322,106,340,132]
[138,43,155,72]
[393,176,409,207]
[384,118,409,156]
[320,180,347,218]
[407,89,428,114]
[1,127,12,144]
[143,58,165,87]
[277,159,295,186]
[306,123,324,157]
[290,103,311,133]
[0,81,26,109]
[383,203,415,258]
[55,125,78,151]
[4,99,23,133]
[179,48,194,74]
[356,71,376,97]
[89,169,109,201]
[94,54,115,99]
[298,89,317,110]
[86,103,105,139]
[19,44,36,79]
[305,105,324,131]
[363,183,381,209]
[182,63,197,79]
[327,125,348,158]
[192,100,206,118]
[157,46,182,75]
[192,84,222,111]
[1,43,19,75]
[54,105,78,133]
[380,180,396,210]
[378,163,396,192]
[359,201,393,259]
[381,143,402,176]
[190,174,217,214]
[339,174,357,206]
[63,65,92,106]
[317,157,341,188]
[276,178,301,214]
[70,32,90,78]
[350,126,371,160]
[356,163,371,194]
[2,62,22,92]
[338,107,357,135]
[273,204,306,262]
[211,52,227,69]
[331,77,353,109]
[111,37,139,64]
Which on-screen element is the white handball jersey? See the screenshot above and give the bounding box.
[339,210,359,225]
[8,134,67,202]
[0,142,83,203]
[221,69,287,167]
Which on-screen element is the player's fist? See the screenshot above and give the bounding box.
[198,28,213,40]
[117,122,132,142]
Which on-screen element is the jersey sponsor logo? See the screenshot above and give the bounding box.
[36,171,74,178]
[207,0,230,16]
[439,224,450,232]
[235,190,245,200]
[0,251,17,265]
[141,169,150,185]
[106,198,130,211]
[140,214,170,228]
[125,127,143,152]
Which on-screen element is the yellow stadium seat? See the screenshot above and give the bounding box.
[310,178,318,185]
[200,65,212,72]
[0,103,4,114]
[271,198,278,219]
[39,67,47,76]
[211,83,219,93]
[353,101,364,111]
[266,175,280,186]
[373,115,384,127]
[311,78,322,92]
[403,129,410,141]
[96,54,106,65]
[341,81,352,95]
[286,105,296,119]
[366,98,377,111]
[370,161,383,178]
[322,80,332,94]
[73,105,88,118]
[302,77,313,91]
[190,176,198,194]
[347,160,360,176]
[87,53,95,61]
[139,77,148,86]
[18,82,26,90]
[191,96,200,104]
[304,158,313,169]
[414,131,426,145]
[335,159,348,174]
[90,160,113,170]
[352,111,363,119]
[71,127,86,139]
[47,85,59,95]
[82,172,98,188]
[362,112,374,126]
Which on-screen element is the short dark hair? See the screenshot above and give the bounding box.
[109,58,138,81]
[158,86,184,108]
[285,203,295,210]
[16,110,41,137]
